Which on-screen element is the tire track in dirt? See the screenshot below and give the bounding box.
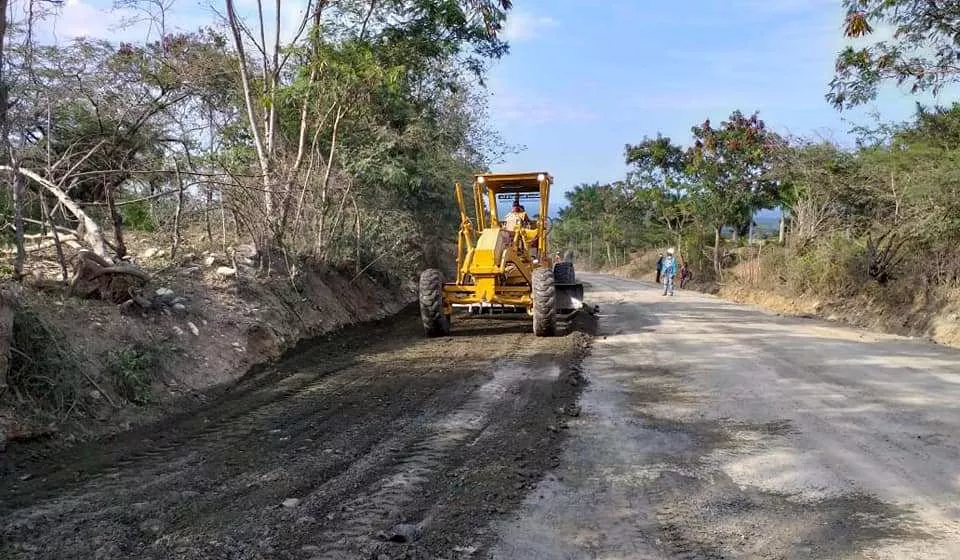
[306,346,558,559]
[0,308,593,560]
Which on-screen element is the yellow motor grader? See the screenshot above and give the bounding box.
[418,172,583,337]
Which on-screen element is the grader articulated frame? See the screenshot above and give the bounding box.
[418,172,583,337]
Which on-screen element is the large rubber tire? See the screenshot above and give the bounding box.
[532,268,557,337]
[419,269,450,337]
[553,261,575,283]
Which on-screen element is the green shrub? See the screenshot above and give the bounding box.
[106,345,161,404]
[8,308,86,413]
[779,234,867,297]
[120,199,156,232]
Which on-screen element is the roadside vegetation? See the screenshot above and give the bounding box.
[551,0,960,343]
[0,1,515,427]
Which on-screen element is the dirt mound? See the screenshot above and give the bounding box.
[1,235,414,450]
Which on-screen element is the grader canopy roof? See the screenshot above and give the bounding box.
[476,172,553,193]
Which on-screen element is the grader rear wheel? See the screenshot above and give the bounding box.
[532,268,556,337]
[419,269,451,336]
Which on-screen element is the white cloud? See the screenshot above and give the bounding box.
[490,90,598,125]
[25,0,311,51]
[28,0,213,44]
[502,12,557,42]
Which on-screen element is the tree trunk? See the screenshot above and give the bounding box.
[171,161,186,260]
[0,284,12,396]
[589,226,594,264]
[205,185,214,246]
[220,195,228,254]
[0,0,23,281]
[778,213,786,244]
[39,193,68,285]
[11,167,25,279]
[105,183,127,258]
[713,226,721,275]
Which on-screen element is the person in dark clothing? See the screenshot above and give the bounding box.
[679,263,692,289]
[655,252,664,284]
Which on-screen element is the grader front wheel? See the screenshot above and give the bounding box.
[419,269,451,336]
[532,268,556,337]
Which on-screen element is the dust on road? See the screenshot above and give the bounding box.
[0,307,592,560]
[492,273,960,559]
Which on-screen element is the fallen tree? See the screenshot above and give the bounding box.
[0,165,109,258]
[69,250,151,303]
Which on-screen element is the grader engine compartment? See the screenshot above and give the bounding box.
[418,172,584,337]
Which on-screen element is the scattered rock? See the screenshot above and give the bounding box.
[173,303,187,313]
[141,248,162,259]
[203,255,217,267]
[187,322,200,336]
[89,389,102,401]
[301,545,320,553]
[378,522,423,543]
[281,498,301,508]
[172,326,185,336]
[295,516,317,525]
[139,518,163,535]
[94,543,122,560]
[155,287,175,298]
[216,266,237,278]
[235,243,258,259]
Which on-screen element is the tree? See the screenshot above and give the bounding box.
[220,0,515,264]
[829,0,960,109]
[625,134,692,253]
[687,111,782,274]
[770,140,859,250]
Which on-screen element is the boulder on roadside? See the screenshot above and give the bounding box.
[235,244,258,259]
[141,248,164,259]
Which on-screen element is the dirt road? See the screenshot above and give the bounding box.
[5,274,960,559]
[0,307,591,559]
[492,273,960,559]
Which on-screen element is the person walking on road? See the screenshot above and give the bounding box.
[655,252,664,284]
[662,248,677,296]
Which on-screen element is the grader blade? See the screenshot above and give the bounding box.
[556,282,584,314]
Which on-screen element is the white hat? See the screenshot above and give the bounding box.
[667,248,675,255]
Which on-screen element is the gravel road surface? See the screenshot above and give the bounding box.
[492,273,960,559]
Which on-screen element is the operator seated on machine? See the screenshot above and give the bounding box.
[502,202,529,246]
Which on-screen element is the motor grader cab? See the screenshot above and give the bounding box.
[418,172,584,337]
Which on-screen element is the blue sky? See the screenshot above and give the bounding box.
[30,0,954,213]
[487,0,954,210]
